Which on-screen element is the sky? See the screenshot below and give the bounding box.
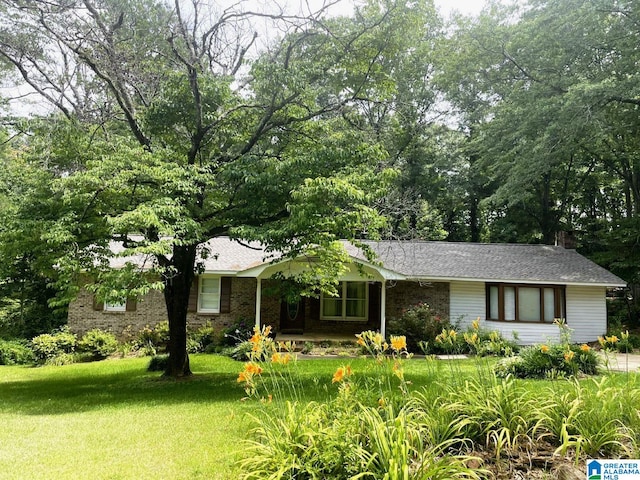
[1,0,488,116]
[434,0,486,16]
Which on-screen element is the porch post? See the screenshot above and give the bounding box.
[255,277,262,329]
[380,280,386,338]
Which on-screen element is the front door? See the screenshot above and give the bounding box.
[280,298,305,333]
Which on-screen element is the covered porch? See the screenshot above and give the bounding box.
[240,256,406,339]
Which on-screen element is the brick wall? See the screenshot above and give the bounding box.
[67,286,168,338]
[385,281,449,321]
[67,278,451,338]
[68,277,264,339]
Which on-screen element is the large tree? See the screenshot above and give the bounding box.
[0,0,420,375]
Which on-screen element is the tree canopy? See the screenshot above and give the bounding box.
[1,0,639,364]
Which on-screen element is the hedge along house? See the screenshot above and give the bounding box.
[67,237,626,345]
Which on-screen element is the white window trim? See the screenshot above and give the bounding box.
[104,301,126,312]
[198,276,221,314]
[320,281,368,322]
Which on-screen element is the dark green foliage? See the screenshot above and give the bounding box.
[228,341,252,361]
[78,329,118,360]
[134,322,169,355]
[494,344,599,379]
[220,318,254,347]
[0,339,35,365]
[147,355,169,372]
[187,322,217,353]
[31,328,77,365]
[387,303,451,353]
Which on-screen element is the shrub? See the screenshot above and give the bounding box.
[220,318,254,347]
[134,322,169,355]
[228,340,253,361]
[31,329,77,365]
[494,343,598,379]
[147,354,169,372]
[0,339,35,365]
[78,329,118,360]
[187,322,217,353]
[387,303,451,353]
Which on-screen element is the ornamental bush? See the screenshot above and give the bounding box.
[387,303,450,353]
[78,329,118,360]
[0,339,35,365]
[31,329,77,365]
[494,343,598,379]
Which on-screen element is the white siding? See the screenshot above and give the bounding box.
[565,285,608,344]
[449,281,485,328]
[449,281,608,345]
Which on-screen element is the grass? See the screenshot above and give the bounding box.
[1,354,637,479]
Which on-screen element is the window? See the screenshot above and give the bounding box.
[486,283,565,323]
[321,281,368,321]
[104,301,126,312]
[198,276,221,313]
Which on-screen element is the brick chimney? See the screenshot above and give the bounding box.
[555,230,577,249]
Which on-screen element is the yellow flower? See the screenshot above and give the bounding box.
[237,371,248,383]
[540,344,550,353]
[449,329,457,338]
[598,336,605,346]
[564,350,575,362]
[607,335,619,344]
[580,344,590,352]
[390,335,407,352]
[281,353,292,365]
[271,352,282,364]
[471,318,480,331]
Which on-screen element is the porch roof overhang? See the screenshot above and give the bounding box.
[234,256,406,281]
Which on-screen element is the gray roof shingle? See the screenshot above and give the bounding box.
[349,241,626,286]
[109,237,626,286]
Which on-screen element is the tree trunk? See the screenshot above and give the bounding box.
[162,244,197,377]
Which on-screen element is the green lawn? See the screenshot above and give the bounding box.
[0,354,635,479]
[0,354,486,480]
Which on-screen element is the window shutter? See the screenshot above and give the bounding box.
[368,283,380,324]
[188,277,199,312]
[125,298,137,312]
[220,277,232,314]
[92,296,104,311]
[309,296,320,321]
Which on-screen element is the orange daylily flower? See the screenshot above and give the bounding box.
[540,345,550,353]
[564,350,575,362]
[244,362,262,375]
[580,344,590,352]
[332,365,352,383]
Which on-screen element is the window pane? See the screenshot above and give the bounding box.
[504,287,516,321]
[201,278,219,294]
[346,299,366,318]
[544,288,555,322]
[105,301,126,312]
[346,282,366,299]
[322,298,342,317]
[519,287,541,322]
[489,286,499,319]
[199,277,220,311]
